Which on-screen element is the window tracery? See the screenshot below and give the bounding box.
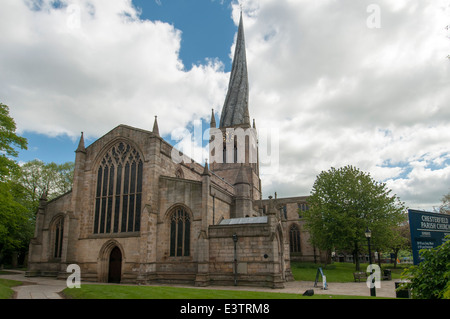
[169,207,190,257]
[94,141,143,234]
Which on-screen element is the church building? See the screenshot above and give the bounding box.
[26,13,325,288]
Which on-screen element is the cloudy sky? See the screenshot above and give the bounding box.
[1,0,449,212]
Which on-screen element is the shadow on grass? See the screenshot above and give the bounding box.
[62,284,379,300]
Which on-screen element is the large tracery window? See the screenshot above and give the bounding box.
[94,142,143,234]
[169,207,191,257]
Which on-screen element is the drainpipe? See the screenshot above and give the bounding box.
[232,233,238,286]
[212,194,216,225]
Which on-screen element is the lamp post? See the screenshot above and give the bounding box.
[365,227,376,297]
[233,233,238,286]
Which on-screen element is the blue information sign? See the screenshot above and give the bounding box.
[408,209,450,265]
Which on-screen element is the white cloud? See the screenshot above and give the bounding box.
[1,0,228,138]
[238,0,450,210]
[1,0,449,211]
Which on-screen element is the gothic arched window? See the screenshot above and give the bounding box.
[169,207,191,257]
[52,216,64,259]
[289,224,301,254]
[94,142,143,234]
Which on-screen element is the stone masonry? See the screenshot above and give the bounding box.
[26,12,326,289]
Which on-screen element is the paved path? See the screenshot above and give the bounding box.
[1,270,398,299]
[0,271,66,299]
[179,279,398,298]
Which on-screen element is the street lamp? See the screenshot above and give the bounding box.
[365,227,376,297]
[365,227,371,240]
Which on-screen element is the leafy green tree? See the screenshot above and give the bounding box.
[49,161,74,196]
[13,159,74,212]
[440,192,450,214]
[0,103,28,264]
[388,223,410,268]
[401,236,450,299]
[0,181,34,261]
[303,165,406,271]
[0,103,74,265]
[2,160,74,266]
[0,103,27,180]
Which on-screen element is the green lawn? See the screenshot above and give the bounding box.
[63,262,405,299]
[290,262,406,282]
[0,278,22,299]
[1,262,406,300]
[62,284,373,299]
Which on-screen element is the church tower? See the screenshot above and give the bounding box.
[210,12,261,217]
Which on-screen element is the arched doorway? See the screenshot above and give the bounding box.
[108,246,122,283]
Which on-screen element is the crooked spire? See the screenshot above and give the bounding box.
[219,11,250,128]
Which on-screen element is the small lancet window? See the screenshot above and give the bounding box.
[53,217,64,259]
[289,224,301,254]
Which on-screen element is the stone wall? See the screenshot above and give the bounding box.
[26,125,313,287]
[260,196,328,263]
[26,192,73,277]
[208,219,290,289]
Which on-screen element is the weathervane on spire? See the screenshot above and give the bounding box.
[238,0,244,12]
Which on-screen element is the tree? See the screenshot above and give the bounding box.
[0,103,74,265]
[1,160,74,266]
[13,159,74,211]
[388,223,410,269]
[303,165,406,271]
[401,236,450,299]
[0,103,28,265]
[0,181,34,262]
[439,192,450,214]
[0,103,27,180]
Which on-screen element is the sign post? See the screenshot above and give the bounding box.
[314,267,328,290]
[408,209,450,265]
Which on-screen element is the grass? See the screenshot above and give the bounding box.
[63,262,406,300]
[0,278,22,299]
[62,284,373,300]
[290,262,407,282]
[1,262,406,300]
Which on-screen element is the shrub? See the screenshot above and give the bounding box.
[400,236,450,299]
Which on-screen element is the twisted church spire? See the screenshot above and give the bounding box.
[219,11,250,128]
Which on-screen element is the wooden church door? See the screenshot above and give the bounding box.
[108,247,122,283]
